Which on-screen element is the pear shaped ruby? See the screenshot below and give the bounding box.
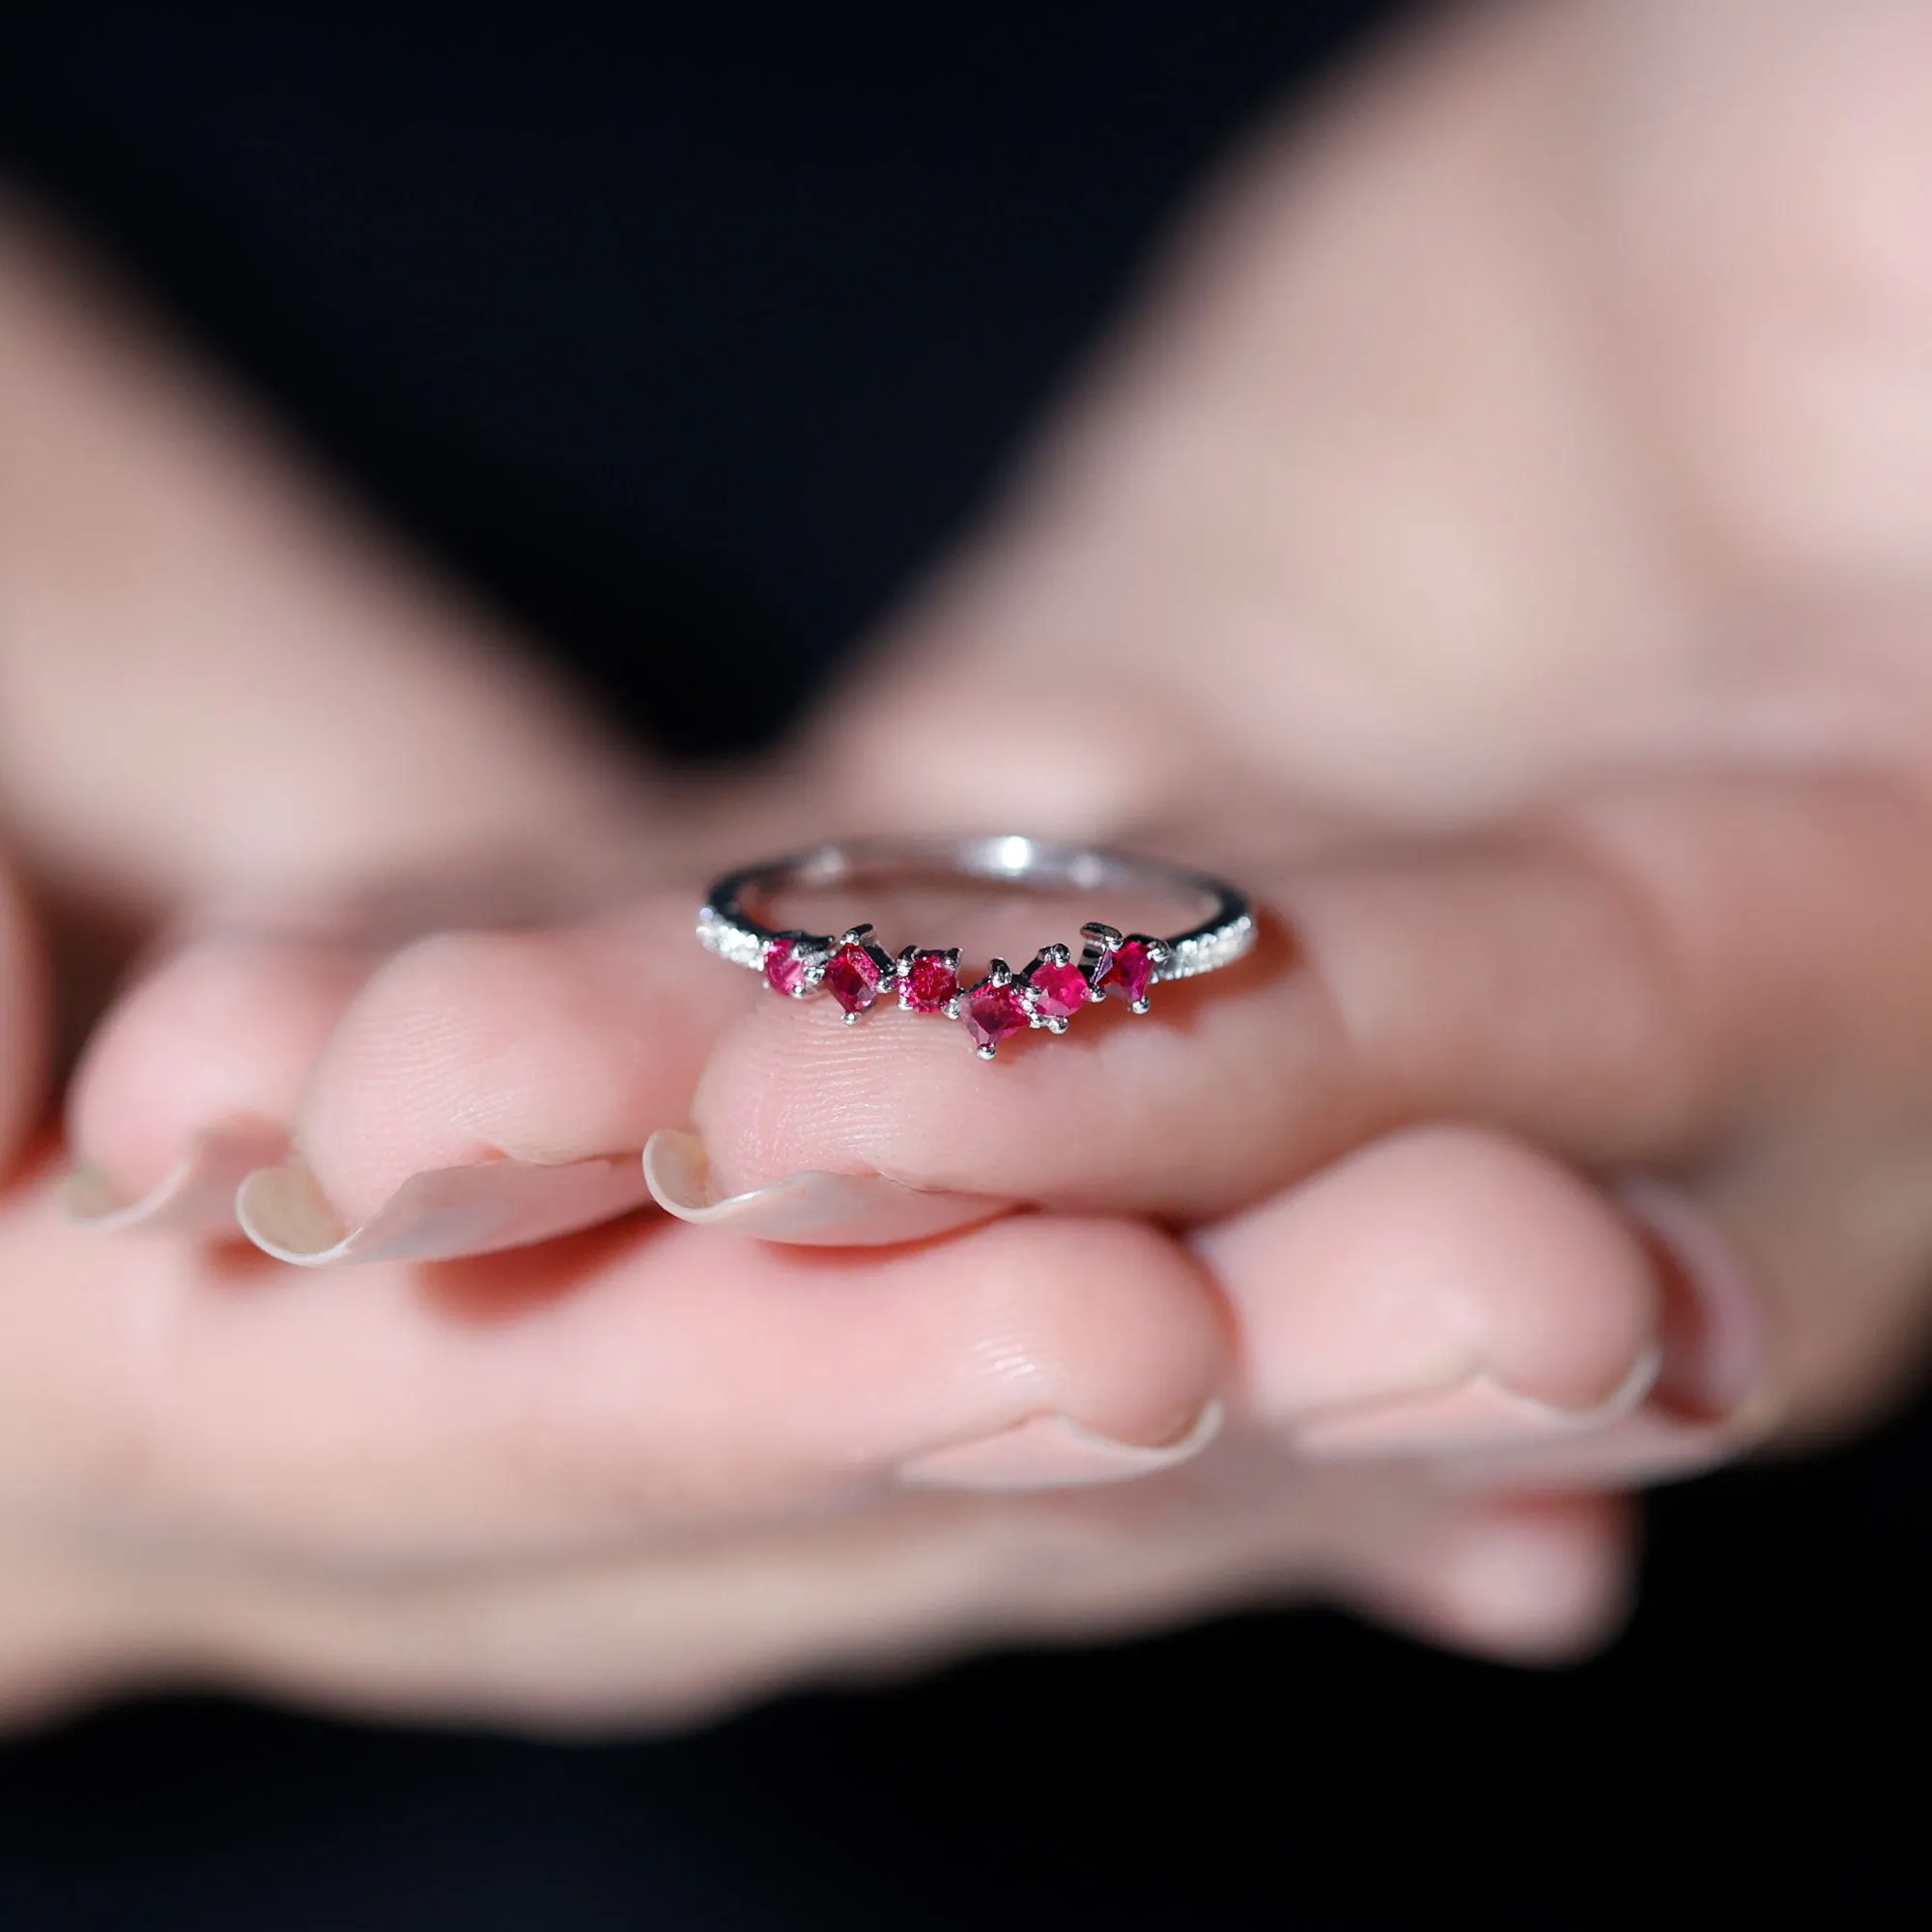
[763,937,810,996]
[901,951,959,1012]
[1098,938,1156,1007]
[1028,957,1089,1020]
[963,980,1030,1055]
[822,942,883,1015]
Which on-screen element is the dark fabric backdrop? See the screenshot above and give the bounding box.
[0,4,1918,1925]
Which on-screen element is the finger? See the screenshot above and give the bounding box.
[60,928,372,1233]
[0,198,643,917]
[214,892,768,1262]
[1188,1123,1776,1497]
[1341,1491,1637,1668]
[1,1158,1226,1569]
[21,1457,1508,1730]
[1192,1126,1668,1457]
[670,770,1932,1229]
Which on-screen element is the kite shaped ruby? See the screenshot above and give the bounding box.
[1027,957,1090,1020]
[822,942,883,1015]
[763,937,810,996]
[901,951,959,1012]
[963,980,1030,1055]
[1098,938,1156,1007]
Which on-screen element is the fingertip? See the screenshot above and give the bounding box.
[64,930,368,1208]
[296,897,738,1226]
[1198,1125,1663,1443]
[1350,1492,1638,1667]
[61,1116,287,1236]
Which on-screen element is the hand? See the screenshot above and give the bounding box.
[0,188,1585,1732]
[11,0,1928,1727]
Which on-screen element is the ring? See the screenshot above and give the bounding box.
[696,834,1256,1059]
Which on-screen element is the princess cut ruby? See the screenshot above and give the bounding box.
[963,980,1030,1055]
[902,951,959,1012]
[1028,957,1089,1020]
[1099,938,1156,1007]
[822,942,882,1015]
[763,936,810,996]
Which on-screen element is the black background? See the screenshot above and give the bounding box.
[0,4,1920,1925]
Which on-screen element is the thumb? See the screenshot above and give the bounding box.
[0,193,650,922]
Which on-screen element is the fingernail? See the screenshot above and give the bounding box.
[61,1118,289,1236]
[1620,1179,1769,1420]
[1289,1346,1662,1460]
[896,1400,1223,1492]
[643,1128,1015,1247]
[235,1152,656,1265]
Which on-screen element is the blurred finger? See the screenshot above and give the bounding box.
[1,1158,1225,1567]
[0,850,48,1179]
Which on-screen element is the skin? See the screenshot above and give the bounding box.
[5,0,1932,1727]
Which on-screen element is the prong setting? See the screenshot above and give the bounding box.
[704,838,1256,1061]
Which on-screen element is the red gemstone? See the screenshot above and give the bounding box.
[822,943,883,1014]
[901,951,959,1012]
[1099,938,1156,1007]
[1028,957,1089,1020]
[763,937,810,996]
[963,980,1030,1054]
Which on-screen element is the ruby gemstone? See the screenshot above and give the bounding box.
[763,937,810,997]
[963,980,1031,1054]
[1099,938,1156,1007]
[902,951,959,1012]
[822,943,883,1015]
[1028,958,1090,1020]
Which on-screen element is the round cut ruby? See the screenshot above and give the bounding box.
[963,980,1030,1055]
[822,943,883,1015]
[763,937,810,997]
[902,951,959,1012]
[1028,957,1090,1020]
[1099,938,1156,1007]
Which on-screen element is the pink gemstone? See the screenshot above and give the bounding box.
[902,951,959,1012]
[763,937,810,996]
[1028,958,1090,1020]
[822,942,882,1015]
[963,980,1030,1054]
[1099,938,1156,1007]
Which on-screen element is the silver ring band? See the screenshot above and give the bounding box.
[697,834,1256,1059]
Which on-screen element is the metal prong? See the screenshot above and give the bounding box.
[1130,998,1151,1015]
[976,1043,996,1061]
[839,923,875,947]
[842,1009,863,1025]
[1044,1015,1069,1035]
